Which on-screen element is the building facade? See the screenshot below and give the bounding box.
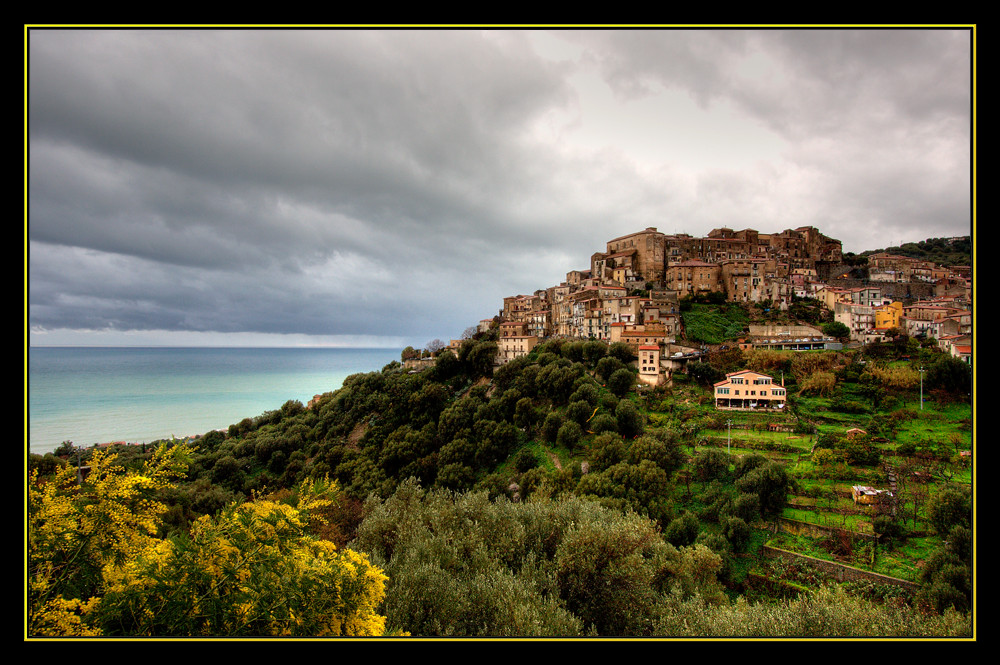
[714,370,787,411]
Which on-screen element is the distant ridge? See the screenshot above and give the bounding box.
[856,235,971,267]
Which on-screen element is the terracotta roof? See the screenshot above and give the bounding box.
[713,369,775,387]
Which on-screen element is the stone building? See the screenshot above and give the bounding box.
[497,334,540,365]
[721,258,777,303]
[605,227,667,284]
[665,260,721,297]
[496,224,851,354]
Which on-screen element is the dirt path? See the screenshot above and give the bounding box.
[545,447,562,470]
[346,422,367,449]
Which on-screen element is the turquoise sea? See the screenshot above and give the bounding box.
[27,346,401,454]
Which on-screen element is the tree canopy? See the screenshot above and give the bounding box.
[28,446,389,637]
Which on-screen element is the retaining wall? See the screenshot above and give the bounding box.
[762,545,920,591]
[778,516,876,543]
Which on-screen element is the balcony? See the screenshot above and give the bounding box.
[715,398,786,411]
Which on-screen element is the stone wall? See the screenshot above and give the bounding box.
[825,276,936,303]
[762,545,920,590]
[403,357,436,371]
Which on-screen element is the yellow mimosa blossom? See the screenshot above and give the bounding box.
[29,451,388,638]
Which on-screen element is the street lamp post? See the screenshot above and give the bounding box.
[919,366,925,410]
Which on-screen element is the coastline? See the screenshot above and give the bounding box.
[28,346,401,454]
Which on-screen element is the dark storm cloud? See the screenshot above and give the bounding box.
[28,29,590,340]
[28,28,973,344]
[30,30,574,243]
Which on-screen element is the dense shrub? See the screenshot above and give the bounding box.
[511,447,539,474]
[918,524,972,614]
[589,413,619,436]
[541,411,563,443]
[595,356,627,383]
[353,481,727,637]
[607,368,636,397]
[664,511,701,548]
[582,340,608,366]
[873,515,906,543]
[651,586,970,636]
[626,430,686,477]
[733,453,766,480]
[925,356,972,398]
[928,485,971,535]
[735,461,789,515]
[615,399,644,439]
[556,421,584,450]
[569,382,600,407]
[721,515,751,552]
[727,492,761,525]
[687,361,726,387]
[693,449,731,482]
[28,453,66,477]
[566,400,595,427]
[588,432,626,472]
[608,342,635,364]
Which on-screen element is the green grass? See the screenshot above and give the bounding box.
[646,349,971,584]
[765,531,836,562]
[681,303,749,345]
[874,536,938,582]
[892,404,972,451]
[696,428,814,459]
[507,438,575,475]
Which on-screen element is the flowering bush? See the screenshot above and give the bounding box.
[28,446,388,637]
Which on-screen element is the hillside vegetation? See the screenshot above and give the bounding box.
[28,321,973,638]
[859,236,972,267]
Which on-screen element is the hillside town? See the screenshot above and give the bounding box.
[36,224,975,638]
[483,226,972,386]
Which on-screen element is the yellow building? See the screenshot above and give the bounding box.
[874,301,903,331]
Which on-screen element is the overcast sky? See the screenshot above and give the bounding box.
[27,27,973,348]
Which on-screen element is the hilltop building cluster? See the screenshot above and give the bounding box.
[486,225,972,390]
[491,226,842,376]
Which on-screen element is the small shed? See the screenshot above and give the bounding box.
[852,485,893,505]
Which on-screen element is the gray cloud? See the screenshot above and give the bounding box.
[28,27,973,346]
